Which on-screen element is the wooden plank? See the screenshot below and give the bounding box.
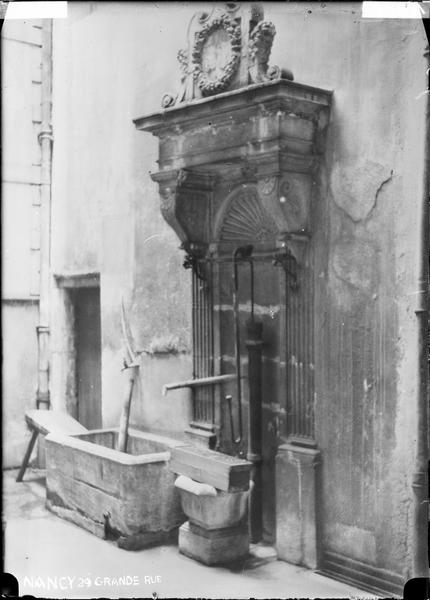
[170,445,251,492]
[16,430,38,482]
[25,409,88,436]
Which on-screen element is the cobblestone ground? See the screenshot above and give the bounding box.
[3,469,379,599]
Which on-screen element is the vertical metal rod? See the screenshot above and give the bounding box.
[293,282,299,435]
[299,274,304,434]
[16,430,39,482]
[250,259,255,323]
[309,264,315,436]
[199,277,204,421]
[36,19,53,410]
[192,271,198,422]
[302,272,307,435]
[208,262,215,424]
[232,251,243,444]
[246,318,263,543]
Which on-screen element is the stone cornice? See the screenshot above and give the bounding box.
[134,79,332,134]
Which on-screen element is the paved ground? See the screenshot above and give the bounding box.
[3,468,378,599]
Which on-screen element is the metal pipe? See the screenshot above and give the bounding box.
[231,245,253,444]
[411,40,429,578]
[246,318,263,543]
[232,252,243,444]
[162,373,236,396]
[36,18,53,410]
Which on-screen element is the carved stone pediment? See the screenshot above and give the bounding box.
[135,5,332,254]
[161,3,293,108]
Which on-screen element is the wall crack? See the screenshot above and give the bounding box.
[371,169,394,216]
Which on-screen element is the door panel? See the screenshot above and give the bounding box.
[75,287,102,429]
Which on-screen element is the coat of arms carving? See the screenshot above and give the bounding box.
[161,2,293,108]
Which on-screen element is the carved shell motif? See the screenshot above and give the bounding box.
[218,189,278,242]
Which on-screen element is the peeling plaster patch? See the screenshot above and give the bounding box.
[332,237,377,292]
[145,334,188,355]
[330,159,393,222]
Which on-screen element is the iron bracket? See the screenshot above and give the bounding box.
[181,241,208,283]
[272,246,299,290]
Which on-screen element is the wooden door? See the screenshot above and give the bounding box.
[75,287,102,429]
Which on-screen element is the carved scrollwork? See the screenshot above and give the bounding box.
[177,48,189,76]
[176,169,189,187]
[279,176,309,231]
[248,20,277,84]
[249,21,275,67]
[159,186,176,215]
[161,93,175,108]
[280,179,291,196]
[191,13,241,96]
[258,176,278,196]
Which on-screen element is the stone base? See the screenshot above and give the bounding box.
[275,443,320,569]
[178,521,249,565]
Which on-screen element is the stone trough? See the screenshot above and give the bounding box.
[45,428,186,549]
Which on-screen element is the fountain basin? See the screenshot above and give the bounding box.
[174,475,249,529]
[45,428,187,549]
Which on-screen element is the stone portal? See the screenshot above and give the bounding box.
[135,1,332,564]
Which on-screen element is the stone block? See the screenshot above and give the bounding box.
[275,443,320,569]
[178,521,249,565]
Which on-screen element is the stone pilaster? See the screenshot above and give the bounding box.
[275,442,321,569]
